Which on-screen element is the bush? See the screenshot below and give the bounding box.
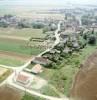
[88,35,96,45]
[0,20,9,28]
[32,22,45,29]
[83,34,88,40]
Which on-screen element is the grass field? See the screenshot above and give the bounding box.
[39,45,97,96]
[0,28,45,39]
[0,56,24,67]
[0,28,45,66]
[0,39,44,55]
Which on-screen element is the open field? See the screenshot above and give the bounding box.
[0,51,32,66]
[70,50,97,100]
[39,45,97,96]
[0,5,64,20]
[0,28,45,39]
[0,38,44,55]
[0,86,22,100]
[0,27,45,56]
[0,85,45,100]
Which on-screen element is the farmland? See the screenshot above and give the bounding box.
[0,28,46,66]
[0,28,46,39]
[0,28,45,53]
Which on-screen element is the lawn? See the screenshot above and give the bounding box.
[39,45,97,96]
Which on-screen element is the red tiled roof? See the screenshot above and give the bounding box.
[16,74,29,83]
[32,64,42,74]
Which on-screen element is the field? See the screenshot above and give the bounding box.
[0,67,12,82]
[71,50,97,100]
[0,28,46,66]
[0,5,64,20]
[0,50,31,66]
[0,86,22,100]
[0,38,44,55]
[0,28,45,39]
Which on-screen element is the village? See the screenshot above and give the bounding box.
[0,4,97,100]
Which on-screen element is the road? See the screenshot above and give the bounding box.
[0,21,69,100]
[38,21,62,57]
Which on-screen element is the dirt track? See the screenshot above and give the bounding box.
[70,51,97,100]
[0,86,22,100]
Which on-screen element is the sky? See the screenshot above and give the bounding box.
[0,0,97,6]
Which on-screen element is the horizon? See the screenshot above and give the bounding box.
[0,0,97,6]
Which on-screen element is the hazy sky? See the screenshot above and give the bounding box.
[0,0,97,6]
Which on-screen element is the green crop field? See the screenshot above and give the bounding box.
[0,56,24,67]
[0,39,44,55]
[0,27,46,56]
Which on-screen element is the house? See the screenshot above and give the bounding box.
[32,57,51,65]
[60,33,68,39]
[72,42,79,48]
[31,64,43,74]
[63,47,72,53]
[49,49,61,54]
[16,73,30,85]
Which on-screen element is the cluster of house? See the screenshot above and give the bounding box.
[60,32,80,49]
[14,58,48,86]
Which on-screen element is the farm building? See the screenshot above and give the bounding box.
[32,57,51,65]
[16,73,30,85]
[31,64,43,74]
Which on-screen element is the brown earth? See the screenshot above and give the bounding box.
[70,51,97,100]
[0,50,32,62]
[0,86,22,100]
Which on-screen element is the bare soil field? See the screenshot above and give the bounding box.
[70,51,97,100]
[0,86,22,100]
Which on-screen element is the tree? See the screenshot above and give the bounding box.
[88,35,96,45]
[83,34,88,40]
[32,22,45,29]
[0,20,9,28]
[43,26,50,33]
[91,28,94,34]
